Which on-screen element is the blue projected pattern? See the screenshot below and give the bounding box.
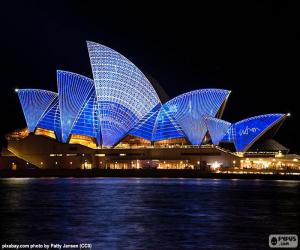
[129,104,161,141]
[130,104,184,141]
[16,41,287,151]
[221,125,235,143]
[152,107,185,141]
[163,89,230,145]
[17,89,57,132]
[37,97,61,141]
[87,41,160,146]
[233,114,285,151]
[71,92,100,144]
[98,101,139,146]
[57,71,95,143]
[205,117,231,145]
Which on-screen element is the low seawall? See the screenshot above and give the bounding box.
[0,169,300,180]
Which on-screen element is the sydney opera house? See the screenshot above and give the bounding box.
[1,41,299,171]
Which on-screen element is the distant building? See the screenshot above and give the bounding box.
[1,41,298,171]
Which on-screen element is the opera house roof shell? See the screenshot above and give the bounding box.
[16,41,288,152]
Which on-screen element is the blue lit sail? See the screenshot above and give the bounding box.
[129,104,161,141]
[71,91,100,144]
[17,89,57,132]
[37,97,61,141]
[15,41,288,152]
[221,125,235,143]
[205,117,231,145]
[87,41,161,147]
[152,107,185,141]
[232,114,285,151]
[130,104,184,141]
[163,89,230,145]
[57,71,95,143]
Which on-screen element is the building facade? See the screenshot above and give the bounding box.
[1,41,298,171]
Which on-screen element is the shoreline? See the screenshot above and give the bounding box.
[0,169,300,180]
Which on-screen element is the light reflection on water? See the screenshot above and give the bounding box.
[0,178,299,249]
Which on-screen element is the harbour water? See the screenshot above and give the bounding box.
[0,178,299,249]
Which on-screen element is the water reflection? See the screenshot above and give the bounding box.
[0,178,299,249]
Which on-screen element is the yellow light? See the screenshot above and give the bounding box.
[293,158,298,162]
[287,113,291,117]
[14,88,19,93]
[95,154,105,157]
[35,128,56,139]
[211,161,221,170]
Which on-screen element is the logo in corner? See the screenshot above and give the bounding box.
[269,234,298,248]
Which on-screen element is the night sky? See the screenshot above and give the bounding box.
[0,1,299,151]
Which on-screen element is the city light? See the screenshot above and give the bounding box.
[211,161,221,170]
